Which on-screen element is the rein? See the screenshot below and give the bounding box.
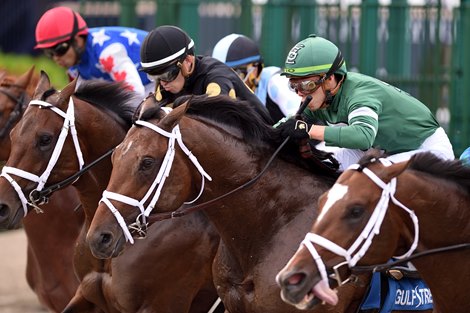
[147,135,291,223]
[146,95,313,223]
[30,148,115,203]
[104,96,313,242]
[351,242,470,274]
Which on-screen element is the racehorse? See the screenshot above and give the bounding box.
[86,95,431,313]
[276,150,470,313]
[0,73,221,313]
[0,67,83,312]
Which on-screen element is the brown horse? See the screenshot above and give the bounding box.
[86,95,430,313]
[276,150,470,313]
[0,73,221,313]
[0,68,83,312]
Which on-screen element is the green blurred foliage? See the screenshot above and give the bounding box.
[0,52,69,89]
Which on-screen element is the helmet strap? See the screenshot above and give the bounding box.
[71,35,86,65]
[179,56,195,78]
[322,74,345,107]
[324,50,345,80]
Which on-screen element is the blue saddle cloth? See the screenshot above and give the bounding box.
[360,271,433,312]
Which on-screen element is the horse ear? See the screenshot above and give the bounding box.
[16,66,35,87]
[58,78,78,107]
[33,71,51,98]
[17,66,37,96]
[383,159,409,181]
[159,100,188,130]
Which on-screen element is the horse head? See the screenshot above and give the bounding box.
[0,66,36,160]
[276,150,412,309]
[0,72,136,229]
[86,98,200,259]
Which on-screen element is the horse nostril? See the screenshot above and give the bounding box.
[287,273,305,286]
[100,232,113,245]
[0,203,10,219]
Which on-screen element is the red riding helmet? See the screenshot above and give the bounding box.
[35,7,88,49]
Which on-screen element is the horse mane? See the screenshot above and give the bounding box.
[170,94,339,181]
[73,80,138,128]
[408,152,470,193]
[357,150,470,194]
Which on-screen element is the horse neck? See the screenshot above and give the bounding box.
[395,171,470,246]
[390,171,470,311]
[70,100,128,223]
[185,121,330,265]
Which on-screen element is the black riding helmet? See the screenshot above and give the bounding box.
[212,34,262,68]
[140,25,195,74]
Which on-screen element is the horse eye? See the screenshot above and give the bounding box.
[139,157,155,171]
[38,134,52,147]
[347,206,364,220]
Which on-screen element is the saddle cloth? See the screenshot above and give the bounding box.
[360,270,433,312]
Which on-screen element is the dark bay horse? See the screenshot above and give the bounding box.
[0,73,220,313]
[86,95,426,313]
[276,150,470,313]
[0,68,83,312]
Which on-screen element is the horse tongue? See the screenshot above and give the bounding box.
[312,280,338,306]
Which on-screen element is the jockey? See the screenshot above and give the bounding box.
[212,33,300,123]
[460,147,470,167]
[277,34,455,171]
[139,25,272,124]
[35,6,154,98]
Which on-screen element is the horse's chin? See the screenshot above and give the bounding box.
[280,279,339,310]
[294,293,322,310]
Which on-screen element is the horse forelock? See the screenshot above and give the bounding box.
[139,105,163,122]
[41,88,57,101]
[408,152,470,193]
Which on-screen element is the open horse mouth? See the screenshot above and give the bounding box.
[277,271,339,309]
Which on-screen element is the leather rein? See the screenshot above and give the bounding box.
[351,242,470,274]
[29,148,115,204]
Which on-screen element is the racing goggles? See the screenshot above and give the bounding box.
[235,63,257,83]
[147,64,181,83]
[288,77,324,94]
[43,41,71,58]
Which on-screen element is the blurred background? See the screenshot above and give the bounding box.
[0,0,468,155]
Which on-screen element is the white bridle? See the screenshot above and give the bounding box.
[100,120,212,244]
[301,158,419,286]
[0,98,84,216]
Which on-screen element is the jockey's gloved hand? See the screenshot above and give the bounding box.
[278,118,312,140]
